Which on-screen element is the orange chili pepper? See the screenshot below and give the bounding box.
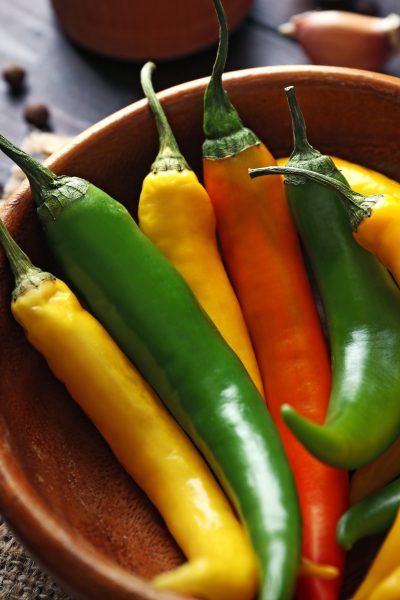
[202,2,349,599]
[138,61,263,395]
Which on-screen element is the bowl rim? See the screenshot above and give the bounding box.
[4,63,400,199]
[0,452,182,599]
[42,63,400,171]
[1,64,400,599]
[2,64,400,222]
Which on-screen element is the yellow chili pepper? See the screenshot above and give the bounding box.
[0,218,257,600]
[277,155,400,199]
[330,156,400,199]
[351,509,400,600]
[138,62,264,396]
[369,565,400,600]
[351,193,400,279]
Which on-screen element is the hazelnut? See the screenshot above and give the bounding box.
[23,102,50,130]
[2,64,26,94]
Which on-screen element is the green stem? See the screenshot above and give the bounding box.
[140,62,189,172]
[285,87,318,160]
[0,217,52,299]
[202,0,259,158]
[248,164,379,230]
[0,133,90,221]
[204,0,233,136]
[0,133,56,200]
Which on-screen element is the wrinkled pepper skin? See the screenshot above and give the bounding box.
[251,87,400,470]
[337,477,400,550]
[351,509,400,600]
[202,3,346,599]
[0,222,258,600]
[0,133,301,600]
[277,155,400,200]
[329,156,400,200]
[138,62,263,395]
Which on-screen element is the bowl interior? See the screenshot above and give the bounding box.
[0,66,399,600]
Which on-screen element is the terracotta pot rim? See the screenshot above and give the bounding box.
[0,432,183,599]
[36,64,400,178]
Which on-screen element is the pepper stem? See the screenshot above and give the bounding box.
[141,62,189,173]
[285,86,321,161]
[0,133,56,200]
[202,0,259,157]
[249,164,379,230]
[0,217,53,299]
[203,0,237,138]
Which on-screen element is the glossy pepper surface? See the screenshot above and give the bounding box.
[202,3,346,600]
[350,509,400,600]
[337,476,400,550]
[0,217,258,600]
[0,132,300,600]
[138,61,263,394]
[249,86,400,470]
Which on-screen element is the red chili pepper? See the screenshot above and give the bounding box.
[202,2,349,598]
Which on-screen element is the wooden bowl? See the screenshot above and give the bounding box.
[50,0,253,61]
[1,66,400,600]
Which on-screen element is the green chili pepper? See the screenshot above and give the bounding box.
[0,133,301,600]
[337,477,400,550]
[249,86,400,470]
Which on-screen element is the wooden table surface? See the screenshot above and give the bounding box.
[0,1,399,598]
[1,0,400,187]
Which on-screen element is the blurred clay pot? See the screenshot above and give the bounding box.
[50,0,253,60]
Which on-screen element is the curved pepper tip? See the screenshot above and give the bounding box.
[336,514,355,551]
[281,404,354,469]
[152,555,258,600]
